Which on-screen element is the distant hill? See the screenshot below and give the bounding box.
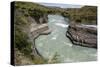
[67,6,97,24]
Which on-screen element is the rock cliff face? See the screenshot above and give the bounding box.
[66,23,97,48]
[29,20,51,58]
[26,13,51,60]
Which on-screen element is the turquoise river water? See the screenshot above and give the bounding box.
[35,15,97,63]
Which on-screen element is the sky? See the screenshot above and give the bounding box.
[40,3,83,8]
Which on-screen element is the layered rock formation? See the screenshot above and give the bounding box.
[27,14,51,61]
[66,23,97,48]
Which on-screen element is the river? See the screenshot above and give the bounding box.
[35,15,97,63]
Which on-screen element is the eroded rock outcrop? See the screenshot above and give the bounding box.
[66,23,97,48]
[28,16,51,59]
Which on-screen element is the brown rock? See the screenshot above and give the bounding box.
[66,23,97,48]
